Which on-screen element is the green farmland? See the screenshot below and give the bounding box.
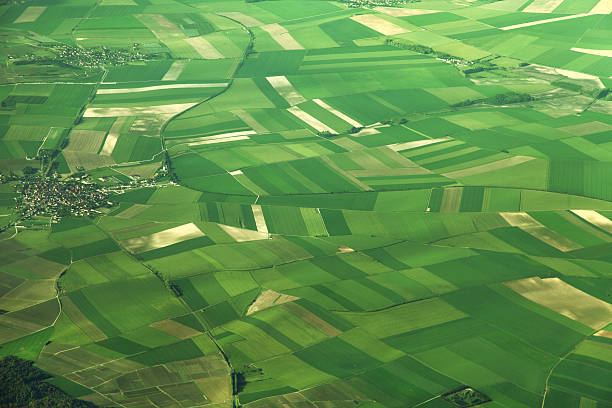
[1,0,612,407]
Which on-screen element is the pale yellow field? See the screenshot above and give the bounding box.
[120,223,205,253]
[186,130,256,146]
[287,106,338,134]
[261,23,303,50]
[571,210,612,234]
[505,277,612,329]
[246,289,299,315]
[387,138,450,152]
[374,7,440,17]
[522,0,563,13]
[100,117,127,156]
[14,6,46,23]
[500,212,583,252]
[219,224,269,242]
[97,83,227,95]
[266,75,307,106]
[251,204,268,233]
[350,14,408,36]
[590,0,612,14]
[313,98,363,128]
[162,60,189,81]
[571,47,612,58]
[500,14,589,31]
[83,103,197,117]
[184,36,224,59]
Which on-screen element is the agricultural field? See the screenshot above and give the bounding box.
[1,0,612,407]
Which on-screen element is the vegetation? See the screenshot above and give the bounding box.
[442,387,491,407]
[0,356,96,408]
[453,91,534,107]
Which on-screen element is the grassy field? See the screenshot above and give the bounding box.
[1,0,612,407]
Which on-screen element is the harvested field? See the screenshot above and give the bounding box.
[14,6,46,23]
[185,37,224,59]
[261,24,304,50]
[388,138,451,152]
[97,84,227,94]
[266,76,307,106]
[219,224,269,242]
[590,0,612,14]
[100,117,127,156]
[246,290,299,315]
[185,130,255,146]
[500,212,583,252]
[350,14,408,36]
[162,60,189,81]
[374,7,440,17]
[120,223,205,253]
[251,204,268,233]
[500,14,589,30]
[570,48,612,58]
[287,106,338,134]
[505,277,612,329]
[571,210,612,234]
[313,99,363,128]
[83,103,197,117]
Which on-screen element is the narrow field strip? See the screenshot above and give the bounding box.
[251,205,269,233]
[185,130,256,146]
[100,117,127,156]
[570,47,612,58]
[505,277,612,329]
[261,23,304,50]
[499,13,589,30]
[442,156,534,178]
[312,99,364,128]
[97,83,228,94]
[266,75,307,106]
[350,14,409,36]
[374,7,440,17]
[388,138,451,152]
[84,103,197,117]
[500,212,583,252]
[287,106,338,134]
[162,60,189,81]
